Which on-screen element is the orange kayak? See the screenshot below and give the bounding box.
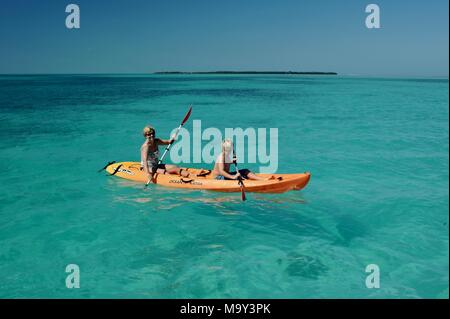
[105,162,311,194]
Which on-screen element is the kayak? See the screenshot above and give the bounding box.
[105,162,311,194]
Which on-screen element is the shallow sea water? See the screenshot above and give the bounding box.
[0,75,448,298]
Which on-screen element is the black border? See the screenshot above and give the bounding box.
[1,299,448,317]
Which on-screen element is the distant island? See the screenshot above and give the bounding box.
[153,71,338,75]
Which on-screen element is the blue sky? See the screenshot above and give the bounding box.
[0,0,448,76]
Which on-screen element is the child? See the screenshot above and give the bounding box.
[212,139,272,181]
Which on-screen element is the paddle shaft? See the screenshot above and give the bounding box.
[233,148,246,201]
[157,124,182,167]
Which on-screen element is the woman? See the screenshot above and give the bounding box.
[213,139,274,181]
[141,125,191,181]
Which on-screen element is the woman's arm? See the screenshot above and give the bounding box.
[156,137,174,145]
[216,157,240,180]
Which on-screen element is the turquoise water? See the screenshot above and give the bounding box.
[0,75,448,298]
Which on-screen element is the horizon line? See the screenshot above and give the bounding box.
[0,72,448,79]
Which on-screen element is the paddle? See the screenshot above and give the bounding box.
[145,105,192,187]
[232,147,246,201]
[98,161,116,173]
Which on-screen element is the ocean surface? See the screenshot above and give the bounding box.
[0,74,448,298]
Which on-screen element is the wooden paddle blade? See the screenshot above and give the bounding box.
[98,161,116,172]
[181,106,192,126]
[241,188,246,201]
[238,177,246,201]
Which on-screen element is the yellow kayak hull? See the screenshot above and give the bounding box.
[106,162,311,194]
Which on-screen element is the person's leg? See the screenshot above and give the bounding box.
[244,171,266,181]
[156,168,167,174]
[240,169,280,181]
[164,164,191,177]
